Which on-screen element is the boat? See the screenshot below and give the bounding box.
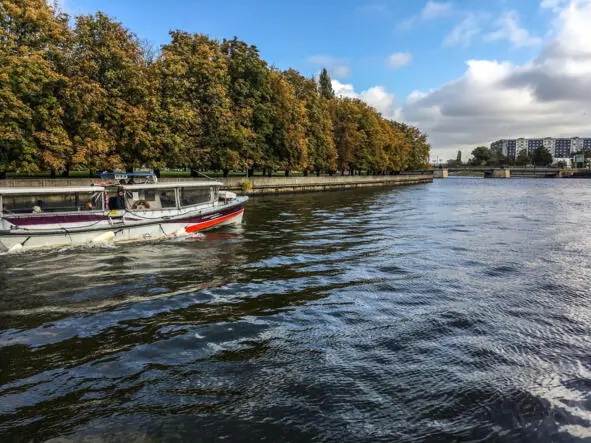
[0,172,247,252]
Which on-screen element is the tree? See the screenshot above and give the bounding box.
[331,98,364,174]
[471,146,492,165]
[66,12,151,172]
[456,150,462,164]
[220,37,273,176]
[0,4,432,177]
[318,68,334,100]
[491,149,507,167]
[283,69,336,175]
[152,31,234,173]
[532,146,553,166]
[0,0,72,176]
[516,149,531,166]
[267,70,308,175]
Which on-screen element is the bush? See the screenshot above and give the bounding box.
[239,179,253,194]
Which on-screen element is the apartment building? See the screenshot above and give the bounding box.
[490,137,590,161]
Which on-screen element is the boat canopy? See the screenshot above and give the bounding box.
[120,181,223,190]
[0,186,105,195]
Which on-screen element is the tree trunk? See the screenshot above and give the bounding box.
[50,169,56,179]
[61,164,70,177]
[223,168,229,178]
[247,168,254,177]
[284,169,290,177]
[190,168,199,177]
[341,169,345,176]
[0,171,6,180]
[316,169,320,177]
[303,170,309,176]
[154,168,161,178]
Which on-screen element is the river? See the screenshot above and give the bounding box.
[1,178,590,442]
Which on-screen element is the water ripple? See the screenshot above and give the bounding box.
[1,180,591,442]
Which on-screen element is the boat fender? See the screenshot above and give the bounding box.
[132,200,151,210]
[91,231,115,244]
[171,228,189,238]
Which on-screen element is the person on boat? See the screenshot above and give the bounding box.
[109,188,126,210]
[83,201,94,210]
[1,204,11,214]
[32,200,43,214]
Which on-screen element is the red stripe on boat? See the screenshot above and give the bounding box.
[185,208,244,233]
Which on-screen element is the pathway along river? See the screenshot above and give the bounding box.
[1,178,590,442]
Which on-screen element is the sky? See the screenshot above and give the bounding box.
[56,0,591,162]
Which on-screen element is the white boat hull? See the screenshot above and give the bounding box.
[0,203,245,253]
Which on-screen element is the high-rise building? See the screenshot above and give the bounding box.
[489,137,590,161]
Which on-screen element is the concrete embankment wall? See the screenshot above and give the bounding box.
[219,174,432,194]
[0,173,432,194]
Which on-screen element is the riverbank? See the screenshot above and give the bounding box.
[0,173,433,195]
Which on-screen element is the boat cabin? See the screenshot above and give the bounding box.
[107,182,225,211]
[0,181,227,218]
[0,186,106,215]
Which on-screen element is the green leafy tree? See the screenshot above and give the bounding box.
[283,69,337,175]
[471,146,492,165]
[220,37,272,176]
[152,31,233,173]
[516,149,531,166]
[318,68,334,100]
[532,146,553,166]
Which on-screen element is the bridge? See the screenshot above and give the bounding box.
[438,167,577,178]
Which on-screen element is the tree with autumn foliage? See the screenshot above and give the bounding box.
[64,12,152,175]
[266,70,308,176]
[0,2,430,178]
[283,69,337,175]
[0,0,72,177]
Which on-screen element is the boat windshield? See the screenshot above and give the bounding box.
[1,191,104,214]
[124,189,177,210]
[179,187,216,207]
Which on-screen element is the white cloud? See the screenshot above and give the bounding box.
[443,13,483,47]
[484,10,542,48]
[332,80,401,120]
[540,0,569,12]
[386,52,412,69]
[421,1,453,20]
[308,55,350,79]
[332,79,358,98]
[399,0,591,159]
[397,1,453,30]
[331,1,591,160]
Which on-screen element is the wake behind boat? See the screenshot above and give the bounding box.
[0,172,247,252]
